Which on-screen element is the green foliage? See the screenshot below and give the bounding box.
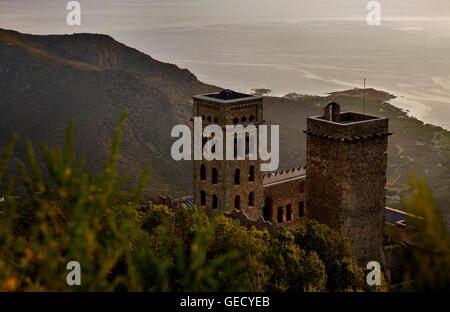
[291,221,366,292]
[0,115,370,292]
[266,230,326,292]
[0,113,150,291]
[401,172,450,291]
[208,216,271,291]
[138,205,242,291]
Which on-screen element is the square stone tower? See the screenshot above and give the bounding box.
[305,102,391,265]
[193,90,264,220]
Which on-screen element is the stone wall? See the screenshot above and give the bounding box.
[262,168,307,227]
[306,108,390,266]
[193,93,264,220]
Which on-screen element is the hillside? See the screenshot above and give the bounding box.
[0,29,448,213]
[0,28,218,197]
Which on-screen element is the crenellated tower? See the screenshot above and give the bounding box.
[305,102,391,265]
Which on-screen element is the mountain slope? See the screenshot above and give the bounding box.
[0,29,449,214]
[0,29,218,197]
[8,29,220,118]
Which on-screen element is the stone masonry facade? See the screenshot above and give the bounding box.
[193,90,264,220]
[192,92,391,266]
[262,168,307,228]
[305,102,391,265]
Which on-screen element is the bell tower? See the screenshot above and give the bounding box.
[305,102,391,265]
[192,90,264,220]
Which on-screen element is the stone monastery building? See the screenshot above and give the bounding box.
[186,89,405,265]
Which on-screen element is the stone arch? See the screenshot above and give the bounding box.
[286,204,292,221]
[245,135,249,155]
[234,168,241,185]
[212,194,218,209]
[200,191,206,206]
[299,201,305,217]
[263,198,272,221]
[322,102,340,122]
[200,164,206,181]
[277,206,283,223]
[299,181,305,193]
[234,195,241,210]
[248,192,255,206]
[248,165,255,182]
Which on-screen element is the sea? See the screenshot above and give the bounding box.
[2,0,450,129]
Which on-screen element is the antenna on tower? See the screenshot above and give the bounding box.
[363,78,366,114]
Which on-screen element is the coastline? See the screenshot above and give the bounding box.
[249,86,450,132]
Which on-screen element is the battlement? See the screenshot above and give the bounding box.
[306,101,391,265]
[193,89,262,104]
[306,102,390,139]
[263,166,306,186]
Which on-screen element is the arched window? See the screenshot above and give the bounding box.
[200,164,206,181]
[212,195,218,209]
[234,168,240,185]
[207,116,212,122]
[201,115,205,121]
[248,165,255,182]
[233,118,239,124]
[212,168,218,184]
[263,198,272,221]
[299,181,305,194]
[249,115,255,122]
[286,204,292,221]
[299,201,304,217]
[241,116,247,122]
[200,191,206,206]
[234,195,240,210]
[248,192,254,206]
[213,117,219,123]
[245,136,249,155]
[277,207,283,223]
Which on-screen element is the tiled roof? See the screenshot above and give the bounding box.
[178,198,194,209]
[384,207,421,226]
[385,208,406,224]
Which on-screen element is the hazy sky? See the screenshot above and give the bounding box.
[1,1,450,128]
[1,0,450,35]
